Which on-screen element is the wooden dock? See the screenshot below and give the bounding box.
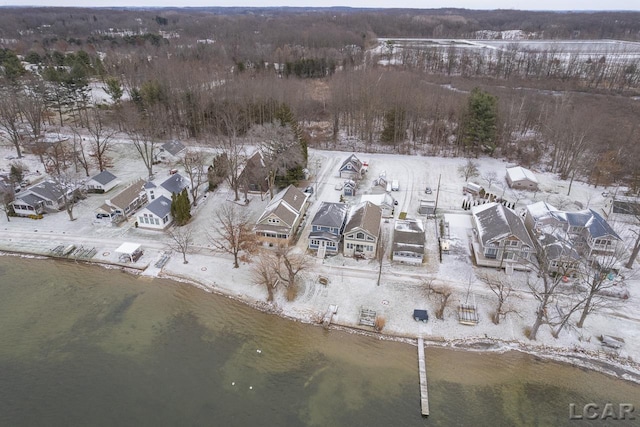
[417,337,429,416]
[322,304,338,328]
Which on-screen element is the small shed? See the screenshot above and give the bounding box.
[506,166,538,191]
[419,199,436,215]
[115,242,143,263]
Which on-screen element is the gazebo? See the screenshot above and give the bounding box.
[115,242,143,263]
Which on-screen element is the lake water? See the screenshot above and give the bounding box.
[1,256,639,426]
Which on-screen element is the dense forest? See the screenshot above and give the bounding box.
[1,7,640,192]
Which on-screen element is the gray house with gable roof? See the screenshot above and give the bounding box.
[145,173,191,203]
[471,202,535,269]
[308,202,348,254]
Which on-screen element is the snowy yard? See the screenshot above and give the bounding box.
[1,140,639,378]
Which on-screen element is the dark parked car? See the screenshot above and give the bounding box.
[304,186,314,194]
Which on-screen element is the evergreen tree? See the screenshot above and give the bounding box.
[460,87,498,156]
[380,107,406,145]
[171,189,192,226]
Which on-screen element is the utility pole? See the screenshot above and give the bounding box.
[434,173,442,214]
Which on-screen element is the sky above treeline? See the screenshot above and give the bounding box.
[0,0,638,11]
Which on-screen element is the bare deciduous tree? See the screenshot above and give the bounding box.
[482,170,498,191]
[178,149,208,207]
[167,226,194,264]
[478,270,519,324]
[208,204,256,268]
[251,249,279,302]
[85,109,116,172]
[273,246,312,301]
[457,159,480,182]
[123,107,160,179]
[0,87,24,159]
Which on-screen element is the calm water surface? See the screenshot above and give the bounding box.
[0,256,638,427]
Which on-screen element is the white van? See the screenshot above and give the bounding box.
[391,180,399,191]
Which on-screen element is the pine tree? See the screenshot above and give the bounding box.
[460,87,498,156]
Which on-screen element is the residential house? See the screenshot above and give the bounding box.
[338,154,363,180]
[525,201,621,259]
[158,140,186,162]
[254,185,310,246]
[12,181,68,215]
[137,195,173,230]
[239,151,269,193]
[392,218,425,264]
[86,170,118,193]
[343,201,382,259]
[145,173,191,202]
[360,193,396,218]
[471,202,535,269]
[308,202,348,254]
[506,166,539,191]
[96,178,147,222]
[343,179,357,197]
[11,193,46,216]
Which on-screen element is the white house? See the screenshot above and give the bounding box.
[86,170,118,193]
[137,195,173,230]
[506,166,539,191]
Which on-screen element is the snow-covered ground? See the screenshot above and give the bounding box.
[1,140,639,381]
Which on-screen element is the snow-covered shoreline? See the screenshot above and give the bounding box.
[3,246,639,385]
[2,143,639,387]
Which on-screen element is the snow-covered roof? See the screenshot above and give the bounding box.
[160,173,189,195]
[115,242,141,255]
[90,170,117,185]
[339,154,362,172]
[525,201,558,221]
[162,140,185,156]
[472,202,533,247]
[393,219,425,251]
[310,202,348,229]
[25,181,63,202]
[255,185,308,228]
[360,193,394,207]
[144,195,172,218]
[506,166,538,184]
[344,201,382,237]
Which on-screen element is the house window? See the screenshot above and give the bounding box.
[366,236,374,241]
[485,248,498,259]
[150,190,155,200]
[346,243,353,249]
[311,239,319,246]
[268,218,280,224]
[154,218,159,225]
[356,232,364,239]
[508,240,519,246]
[163,216,168,224]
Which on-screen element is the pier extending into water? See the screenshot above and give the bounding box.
[417,337,429,416]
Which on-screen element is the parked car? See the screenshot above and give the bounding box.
[425,186,432,194]
[334,182,344,190]
[304,186,314,194]
[394,199,398,206]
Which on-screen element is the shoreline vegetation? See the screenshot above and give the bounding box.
[3,246,639,386]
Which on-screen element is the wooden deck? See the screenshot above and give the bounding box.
[417,337,429,416]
